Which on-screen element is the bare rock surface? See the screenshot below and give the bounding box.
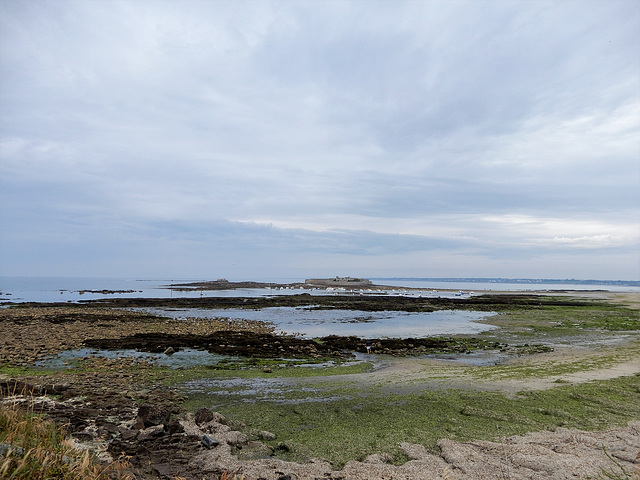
[186,415,640,480]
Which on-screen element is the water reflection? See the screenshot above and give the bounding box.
[138,306,497,338]
[35,347,233,369]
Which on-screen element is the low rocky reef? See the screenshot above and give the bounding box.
[79,292,591,311]
[83,330,509,358]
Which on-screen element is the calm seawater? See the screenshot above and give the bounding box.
[1,276,636,304]
[372,278,639,293]
[0,276,309,303]
[136,306,498,338]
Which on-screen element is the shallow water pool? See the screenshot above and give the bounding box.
[35,347,234,370]
[139,306,498,338]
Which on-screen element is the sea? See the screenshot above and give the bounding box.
[0,276,637,304]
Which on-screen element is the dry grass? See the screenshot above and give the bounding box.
[219,473,245,480]
[0,402,134,480]
[0,399,248,480]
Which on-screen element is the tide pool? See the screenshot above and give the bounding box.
[138,306,498,338]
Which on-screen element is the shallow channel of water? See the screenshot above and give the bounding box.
[35,347,365,371]
[183,376,354,407]
[35,347,235,370]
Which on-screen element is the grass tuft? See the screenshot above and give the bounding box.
[0,403,133,479]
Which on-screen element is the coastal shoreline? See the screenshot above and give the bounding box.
[1,290,638,479]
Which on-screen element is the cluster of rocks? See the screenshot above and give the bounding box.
[83,330,509,359]
[0,375,281,480]
[85,292,568,312]
[2,375,193,478]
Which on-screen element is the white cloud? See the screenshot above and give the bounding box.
[551,235,634,249]
[480,214,639,243]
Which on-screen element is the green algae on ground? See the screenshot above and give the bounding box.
[465,340,640,380]
[167,300,640,467]
[482,303,640,336]
[199,374,640,468]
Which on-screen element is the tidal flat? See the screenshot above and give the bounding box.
[176,339,640,467]
[147,293,640,466]
[1,291,639,478]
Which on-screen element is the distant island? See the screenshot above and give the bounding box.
[167,277,377,291]
[165,276,638,292]
[166,279,305,291]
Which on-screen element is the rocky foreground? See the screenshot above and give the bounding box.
[3,374,639,480]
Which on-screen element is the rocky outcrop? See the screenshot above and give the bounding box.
[189,421,640,480]
[83,330,353,359]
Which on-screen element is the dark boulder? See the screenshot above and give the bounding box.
[194,407,214,426]
[137,404,171,428]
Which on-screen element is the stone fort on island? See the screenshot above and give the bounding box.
[304,276,373,287]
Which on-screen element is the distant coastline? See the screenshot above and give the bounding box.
[373,277,640,287]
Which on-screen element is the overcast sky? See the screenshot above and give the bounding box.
[1,0,639,281]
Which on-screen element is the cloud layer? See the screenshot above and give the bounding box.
[1,0,639,280]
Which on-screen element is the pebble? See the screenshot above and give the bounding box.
[201,434,219,449]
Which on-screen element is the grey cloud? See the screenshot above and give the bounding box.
[1,0,638,279]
